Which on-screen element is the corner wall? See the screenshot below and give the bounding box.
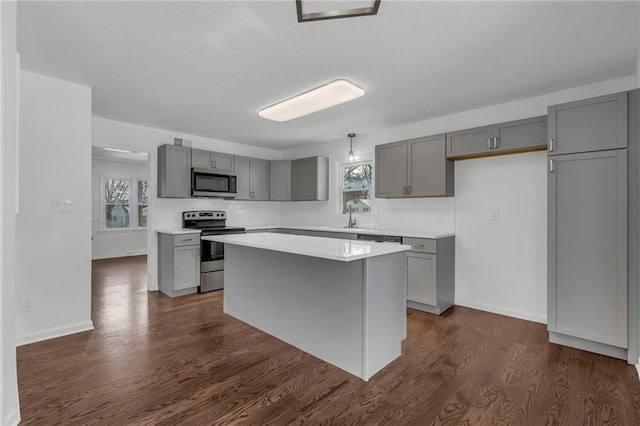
[15,71,93,345]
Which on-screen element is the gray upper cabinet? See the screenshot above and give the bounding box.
[234,156,270,200]
[157,144,191,198]
[548,149,628,352]
[376,134,453,198]
[291,156,329,201]
[447,116,547,159]
[548,92,628,155]
[191,148,234,171]
[270,160,291,201]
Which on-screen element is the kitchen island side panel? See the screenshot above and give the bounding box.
[223,244,366,378]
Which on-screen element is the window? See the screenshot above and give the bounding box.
[341,162,374,214]
[103,177,148,230]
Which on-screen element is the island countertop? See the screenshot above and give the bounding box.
[204,233,411,262]
[242,225,454,239]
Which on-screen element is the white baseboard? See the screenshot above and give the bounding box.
[455,299,547,324]
[16,320,94,346]
[636,358,640,380]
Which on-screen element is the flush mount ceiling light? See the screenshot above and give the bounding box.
[296,0,381,22]
[259,79,365,122]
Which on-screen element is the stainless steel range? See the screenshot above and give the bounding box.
[182,210,245,293]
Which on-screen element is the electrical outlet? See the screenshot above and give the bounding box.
[21,297,34,313]
[489,210,500,221]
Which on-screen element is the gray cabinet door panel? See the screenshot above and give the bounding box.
[548,92,628,155]
[446,125,491,158]
[251,158,270,200]
[191,149,212,169]
[234,156,251,200]
[157,144,191,198]
[548,149,627,348]
[408,134,451,197]
[270,160,291,201]
[213,152,234,171]
[291,157,317,200]
[407,252,437,306]
[494,116,547,152]
[375,141,407,198]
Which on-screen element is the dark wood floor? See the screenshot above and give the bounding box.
[17,255,640,425]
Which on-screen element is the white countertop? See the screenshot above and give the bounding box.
[204,233,411,262]
[156,228,202,235]
[243,225,454,239]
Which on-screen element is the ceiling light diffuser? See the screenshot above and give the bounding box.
[296,0,381,22]
[102,147,132,153]
[259,79,364,122]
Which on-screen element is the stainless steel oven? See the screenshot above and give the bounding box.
[182,211,244,292]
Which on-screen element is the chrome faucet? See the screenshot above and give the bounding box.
[347,204,357,228]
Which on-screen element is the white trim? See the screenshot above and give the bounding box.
[16,320,94,346]
[454,299,547,324]
[636,358,640,378]
[4,408,20,426]
[335,154,377,217]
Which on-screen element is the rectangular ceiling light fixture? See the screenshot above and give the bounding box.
[296,0,381,22]
[259,79,365,122]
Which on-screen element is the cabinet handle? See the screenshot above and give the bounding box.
[413,244,425,249]
[549,159,554,173]
[548,138,554,152]
[402,185,407,195]
[182,238,193,242]
[493,137,499,150]
[487,137,492,150]
[407,185,411,195]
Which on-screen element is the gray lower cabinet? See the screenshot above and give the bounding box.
[235,156,270,200]
[157,144,191,198]
[158,232,201,297]
[376,134,453,198]
[269,160,291,201]
[291,156,329,201]
[403,236,455,315]
[446,116,547,159]
[548,92,627,155]
[191,148,234,171]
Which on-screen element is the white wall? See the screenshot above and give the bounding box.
[92,117,286,292]
[15,71,93,345]
[1,1,22,424]
[91,158,149,259]
[281,75,637,324]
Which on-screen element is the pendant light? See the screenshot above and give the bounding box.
[348,133,356,162]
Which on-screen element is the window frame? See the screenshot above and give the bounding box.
[336,154,376,217]
[100,175,149,232]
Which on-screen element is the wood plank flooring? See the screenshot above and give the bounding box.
[17,255,640,425]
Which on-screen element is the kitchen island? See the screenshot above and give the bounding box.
[203,233,411,381]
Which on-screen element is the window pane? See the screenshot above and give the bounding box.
[105,204,130,228]
[138,180,149,204]
[138,205,148,227]
[343,190,372,214]
[343,164,372,189]
[105,179,130,203]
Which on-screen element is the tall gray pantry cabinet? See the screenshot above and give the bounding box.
[547,91,638,363]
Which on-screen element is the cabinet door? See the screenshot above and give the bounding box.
[212,152,234,171]
[291,157,317,200]
[375,141,407,198]
[548,92,627,155]
[191,149,212,169]
[493,116,547,152]
[407,252,437,306]
[250,158,270,200]
[234,156,251,200]
[173,246,200,291]
[157,144,191,198]
[548,149,627,348]
[446,125,492,158]
[408,134,452,197]
[270,160,291,201]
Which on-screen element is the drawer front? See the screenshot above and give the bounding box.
[402,237,436,253]
[173,233,200,247]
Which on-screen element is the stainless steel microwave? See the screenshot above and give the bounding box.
[191,168,237,198]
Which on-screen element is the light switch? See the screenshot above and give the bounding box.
[489,210,500,221]
[53,197,75,211]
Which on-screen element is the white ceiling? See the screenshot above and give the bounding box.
[18,1,639,150]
